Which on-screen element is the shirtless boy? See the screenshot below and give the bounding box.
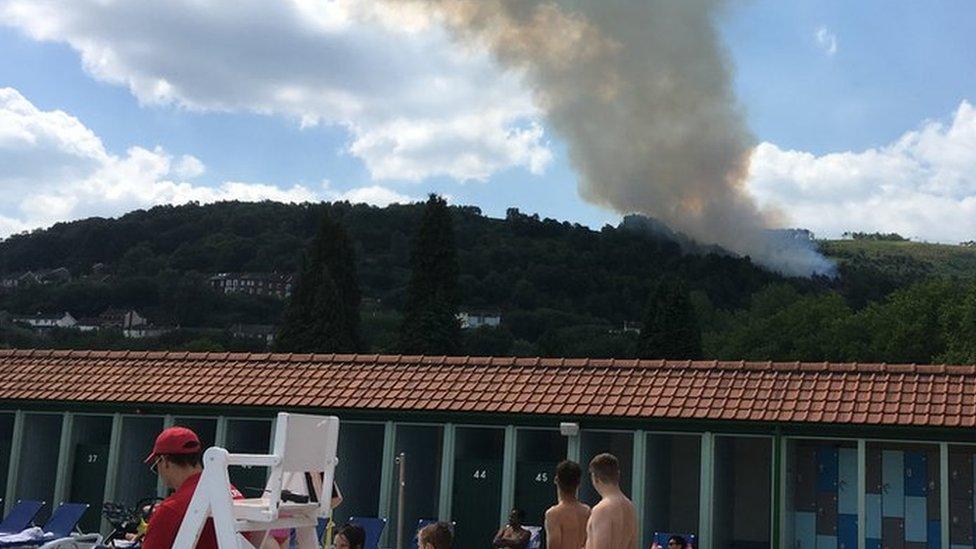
[545,460,591,549]
[585,453,637,549]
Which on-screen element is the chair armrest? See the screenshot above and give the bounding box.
[226,453,282,467]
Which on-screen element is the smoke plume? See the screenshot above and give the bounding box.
[402,0,833,276]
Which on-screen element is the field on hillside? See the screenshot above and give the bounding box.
[820,239,976,278]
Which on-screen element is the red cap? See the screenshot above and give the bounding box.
[145,426,202,463]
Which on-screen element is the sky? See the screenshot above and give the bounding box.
[0,0,974,244]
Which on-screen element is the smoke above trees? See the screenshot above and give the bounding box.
[401,0,835,276]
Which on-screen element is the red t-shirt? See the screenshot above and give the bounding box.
[142,472,244,549]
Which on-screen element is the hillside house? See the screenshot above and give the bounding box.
[0,268,72,292]
[231,324,277,345]
[209,272,294,298]
[98,308,147,330]
[12,312,77,329]
[122,325,174,339]
[458,310,501,329]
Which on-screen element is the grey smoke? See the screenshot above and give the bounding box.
[406,0,835,276]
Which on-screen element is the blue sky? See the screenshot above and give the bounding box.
[725,0,976,153]
[0,0,974,250]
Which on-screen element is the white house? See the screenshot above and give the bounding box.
[98,308,147,330]
[209,272,294,299]
[123,325,174,339]
[457,311,502,330]
[231,324,277,345]
[14,312,77,329]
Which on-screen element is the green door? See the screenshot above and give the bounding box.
[515,461,560,529]
[452,459,502,549]
[69,443,109,533]
[0,437,10,507]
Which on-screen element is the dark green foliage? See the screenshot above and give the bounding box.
[0,326,267,352]
[704,279,976,364]
[398,195,461,354]
[1,200,783,355]
[843,231,908,241]
[275,213,361,353]
[6,200,976,363]
[637,276,702,359]
[538,325,638,359]
[462,326,516,356]
[705,284,854,361]
[940,285,976,364]
[827,251,932,308]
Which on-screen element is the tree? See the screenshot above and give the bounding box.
[637,275,702,359]
[398,195,461,354]
[275,212,361,352]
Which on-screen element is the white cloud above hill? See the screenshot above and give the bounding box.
[0,87,410,235]
[0,0,550,182]
[3,1,976,246]
[748,101,976,242]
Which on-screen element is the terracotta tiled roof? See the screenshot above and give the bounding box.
[0,349,973,428]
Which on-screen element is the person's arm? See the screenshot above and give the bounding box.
[587,507,613,549]
[582,507,591,547]
[331,481,343,509]
[515,528,531,549]
[140,504,177,549]
[545,509,562,549]
[493,527,509,547]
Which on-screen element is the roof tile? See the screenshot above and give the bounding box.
[0,351,972,428]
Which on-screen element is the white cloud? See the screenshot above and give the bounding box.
[0,87,319,236]
[0,0,550,182]
[173,154,205,179]
[748,101,976,242]
[332,185,418,207]
[815,26,838,56]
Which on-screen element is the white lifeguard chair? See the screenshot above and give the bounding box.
[174,412,340,549]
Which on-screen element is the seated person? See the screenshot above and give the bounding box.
[334,523,366,549]
[493,508,530,549]
[663,535,690,549]
[418,522,453,549]
[141,426,257,549]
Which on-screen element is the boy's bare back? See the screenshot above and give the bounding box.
[545,500,591,549]
[584,494,637,549]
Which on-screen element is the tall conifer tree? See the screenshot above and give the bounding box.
[637,275,702,359]
[275,211,361,352]
[398,195,461,354]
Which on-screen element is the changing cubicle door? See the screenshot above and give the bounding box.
[864,442,940,549]
[225,419,272,498]
[16,413,64,523]
[0,414,12,504]
[515,460,560,531]
[514,428,565,532]
[389,425,443,547]
[69,443,109,533]
[452,459,502,549]
[785,440,858,549]
[0,434,10,504]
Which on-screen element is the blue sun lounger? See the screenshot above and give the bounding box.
[349,517,387,549]
[0,501,45,536]
[0,503,89,548]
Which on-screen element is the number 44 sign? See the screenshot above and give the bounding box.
[473,469,488,479]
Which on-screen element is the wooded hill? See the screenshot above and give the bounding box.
[3,200,976,364]
[0,201,778,354]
